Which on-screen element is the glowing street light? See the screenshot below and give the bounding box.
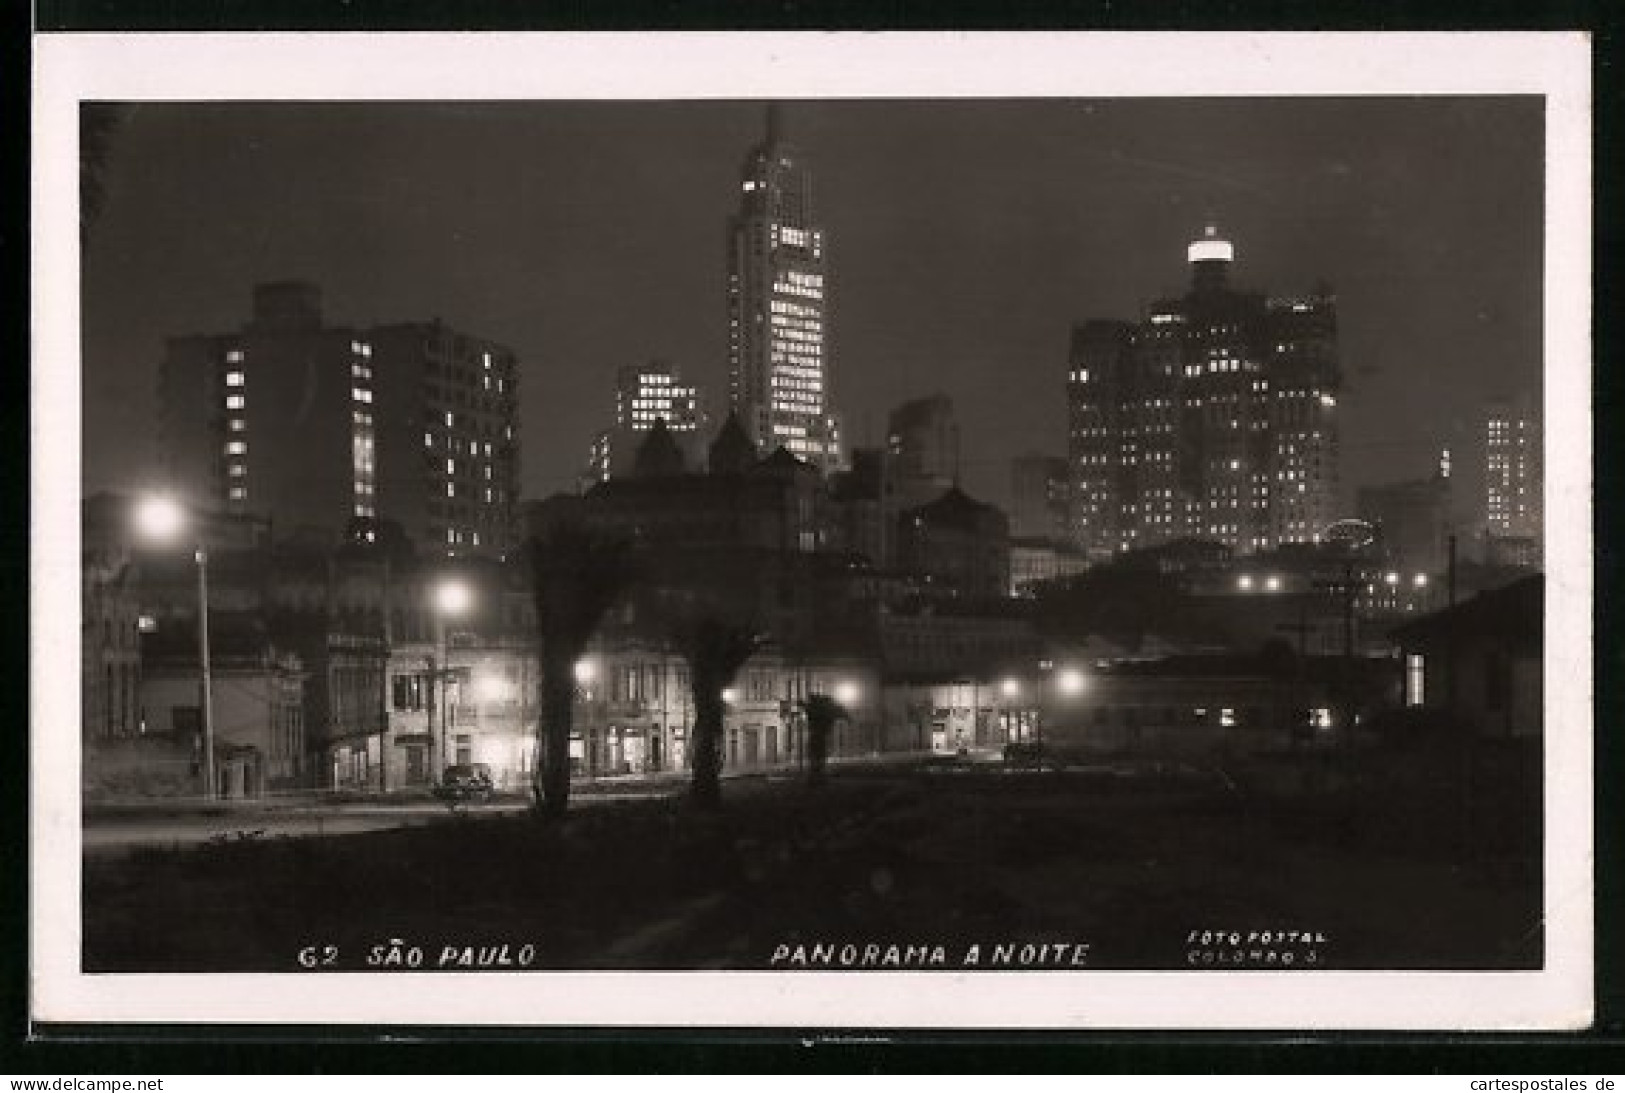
[721,687,738,705]
[135,494,185,541]
[134,495,215,799]
[1413,573,1429,589]
[834,680,860,706]
[1000,677,1021,699]
[431,576,473,784]
[573,658,597,685]
[1057,668,1086,696]
[1263,575,1282,592]
[436,578,472,617]
[1236,575,1254,592]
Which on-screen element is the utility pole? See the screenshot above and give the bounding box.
[378,552,391,794]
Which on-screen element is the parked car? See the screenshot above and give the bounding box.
[434,762,494,803]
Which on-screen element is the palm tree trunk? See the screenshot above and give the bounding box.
[691,691,724,808]
[807,716,830,786]
[536,650,575,819]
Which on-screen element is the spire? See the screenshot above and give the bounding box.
[632,418,685,479]
[708,411,757,476]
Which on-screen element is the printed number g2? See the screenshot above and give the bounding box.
[298,945,339,969]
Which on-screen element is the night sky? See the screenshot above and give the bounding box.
[81,97,1543,521]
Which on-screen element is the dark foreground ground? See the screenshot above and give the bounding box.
[82,748,1542,972]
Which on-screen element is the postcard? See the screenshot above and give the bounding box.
[32,31,1593,1030]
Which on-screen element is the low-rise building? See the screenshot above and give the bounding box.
[1388,574,1542,738]
[136,614,307,796]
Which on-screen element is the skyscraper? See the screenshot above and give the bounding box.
[1484,391,1543,566]
[585,361,706,483]
[157,282,521,558]
[1066,227,1341,558]
[726,105,843,474]
[886,393,960,510]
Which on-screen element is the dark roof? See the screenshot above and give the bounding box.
[752,446,810,476]
[632,418,686,478]
[1389,574,1543,650]
[909,486,1003,532]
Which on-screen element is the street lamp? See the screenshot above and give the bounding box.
[432,576,471,784]
[834,680,860,707]
[135,495,215,799]
[1057,667,1086,696]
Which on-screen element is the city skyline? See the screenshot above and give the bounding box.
[81,97,1542,525]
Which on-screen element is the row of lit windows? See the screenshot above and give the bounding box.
[770,299,820,319]
[772,280,823,301]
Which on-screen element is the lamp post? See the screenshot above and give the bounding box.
[432,577,472,785]
[135,496,215,799]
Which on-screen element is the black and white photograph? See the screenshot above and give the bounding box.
[31,33,1592,1029]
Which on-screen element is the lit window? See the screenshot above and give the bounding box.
[424,432,434,448]
[228,464,246,478]
[352,387,372,403]
[445,412,455,428]
[446,458,456,474]
[226,349,243,363]
[228,486,247,501]
[447,483,456,498]
[225,440,247,455]
[228,418,247,433]
[226,395,246,410]
[225,370,245,387]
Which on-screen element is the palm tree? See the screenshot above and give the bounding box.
[526,523,634,819]
[800,693,849,787]
[673,615,760,809]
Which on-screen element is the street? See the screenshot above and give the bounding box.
[81,789,678,856]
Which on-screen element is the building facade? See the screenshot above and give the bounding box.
[1358,467,1453,578]
[1009,453,1072,542]
[726,106,843,473]
[585,360,708,483]
[895,486,1011,600]
[157,282,521,559]
[887,394,960,511]
[1067,227,1341,559]
[1484,392,1542,567]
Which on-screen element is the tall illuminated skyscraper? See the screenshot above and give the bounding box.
[726,105,843,474]
[1066,227,1341,558]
